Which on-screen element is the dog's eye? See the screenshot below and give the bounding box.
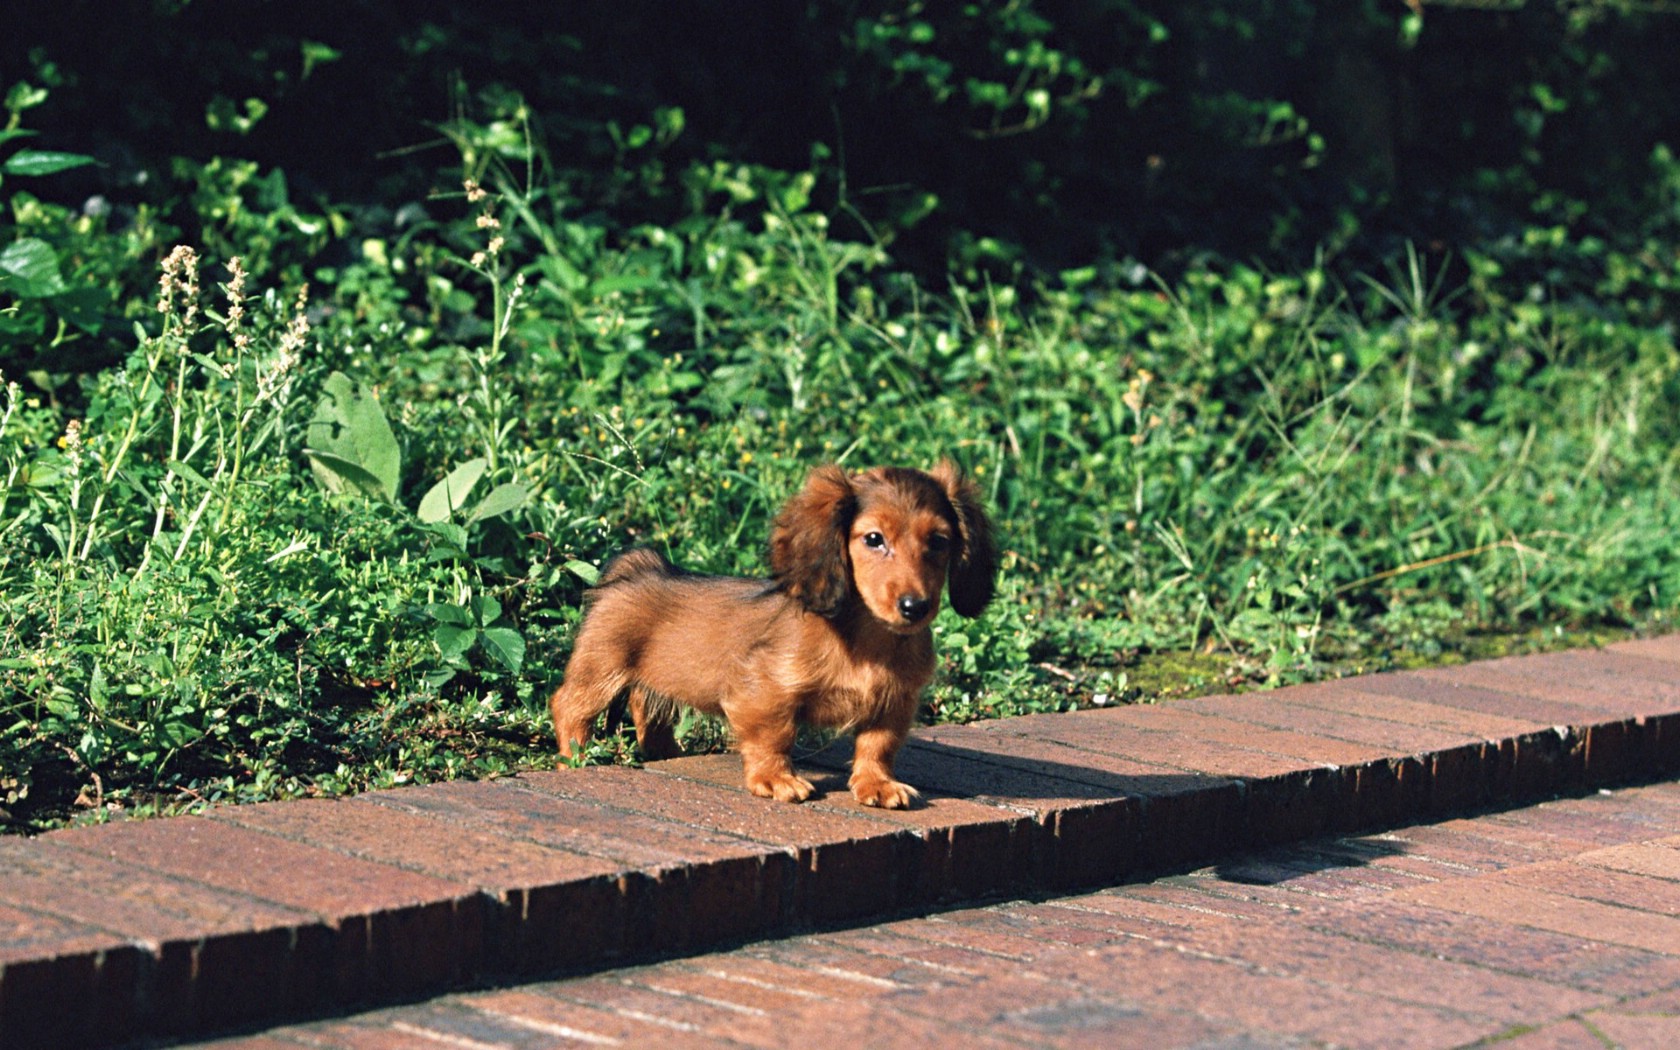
[863,531,887,550]
[926,533,951,554]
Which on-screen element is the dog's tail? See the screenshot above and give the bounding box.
[593,548,675,590]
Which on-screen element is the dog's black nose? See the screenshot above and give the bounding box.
[898,596,931,622]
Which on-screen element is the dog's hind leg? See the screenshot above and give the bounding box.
[549,659,626,765]
[628,686,681,760]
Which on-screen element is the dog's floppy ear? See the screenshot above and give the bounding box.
[769,464,857,616]
[930,459,997,618]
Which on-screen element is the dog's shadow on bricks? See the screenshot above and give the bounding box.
[804,735,1231,809]
[1207,834,1415,885]
[805,734,1414,882]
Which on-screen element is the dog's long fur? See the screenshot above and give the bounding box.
[549,461,996,807]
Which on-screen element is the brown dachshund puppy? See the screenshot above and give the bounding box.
[549,461,997,807]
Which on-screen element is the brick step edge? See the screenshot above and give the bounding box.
[3,635,1678,1048]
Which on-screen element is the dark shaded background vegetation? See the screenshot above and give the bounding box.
[11,1,1680,280]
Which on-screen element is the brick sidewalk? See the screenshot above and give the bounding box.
[3,636,1679,1047]
[186,776,1680,1049]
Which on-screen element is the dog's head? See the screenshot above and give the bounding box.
[770,461,997,632]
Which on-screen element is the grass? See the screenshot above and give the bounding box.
[2,109,1678,832]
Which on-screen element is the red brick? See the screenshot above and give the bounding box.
[1172,699,1464,826]
[1285,682,1538,740]
[1581,840,1680,879]
[0,903,144,1050]
[0,838,333,1035]
[908,720,1189,789]
[1361,669,1603,725]
[1427,660,1674,720]
[887,734,1149,885]
[1111,877,1306,918]
[1609,634,1680,664]
[464,985,736,1045]
[654,749,1038,904]
[818,923,1010,978]
[1130,908,1603,1023]
[361,775,793,960]
[1048,937,1505,1049]
[1184,688,1484,749]
[907,726,1244,874]
[1535,649,1680,702]
[531,969,764,1036]
[729,995,1026,1050]
[991,705,1403,845]
[1609,986,1680,1013]
[676,950,898,1002]
[1548,785,1680,834]
[47,816,483,1002]
[877,971,1234,1049]
[525,766,916,924]
[212,794,616,890]
[980,707,1319,781]
[1493,1017,1621,1049]
[750,934,948,990]
[1396,875,1680,955]
[1050,703,1385,765]
[364,775,774,870]
[1586,1011,1680,1050]
[1505,860,1680,913]
[640,963,823,1016]
[1481,796,1675,848]
[1325,897,1680,996]
[1029,892,1231,938]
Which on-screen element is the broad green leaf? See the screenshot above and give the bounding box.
[565,559,601,586]
[165,458,213,490]
[470,594,500,624]
[302,448,390,501]
[465,481,529,525]
[417,457,487,523]
[2,149,97,177]
[480,627,525,673]
[432,623,476,661]
[424,602,473,626]
[41,521,66,556]
[0,238,67,298]
[470,594,502,626]
[305,371,401,501]
[347,391,400,501]
[589,274,662,297]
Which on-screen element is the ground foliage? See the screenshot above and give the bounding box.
[1,2,1678,829]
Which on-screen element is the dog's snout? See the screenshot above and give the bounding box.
[898,595,932,622]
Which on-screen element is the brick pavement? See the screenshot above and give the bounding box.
[185,774,1680,1048]
[2,635,1679,1048]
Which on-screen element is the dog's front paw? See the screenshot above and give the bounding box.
[850,775,920,809]
[748,771,816,803]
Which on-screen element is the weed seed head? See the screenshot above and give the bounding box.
[224,256,248,335]
[61,418,83,475]
[158,244,201,327]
